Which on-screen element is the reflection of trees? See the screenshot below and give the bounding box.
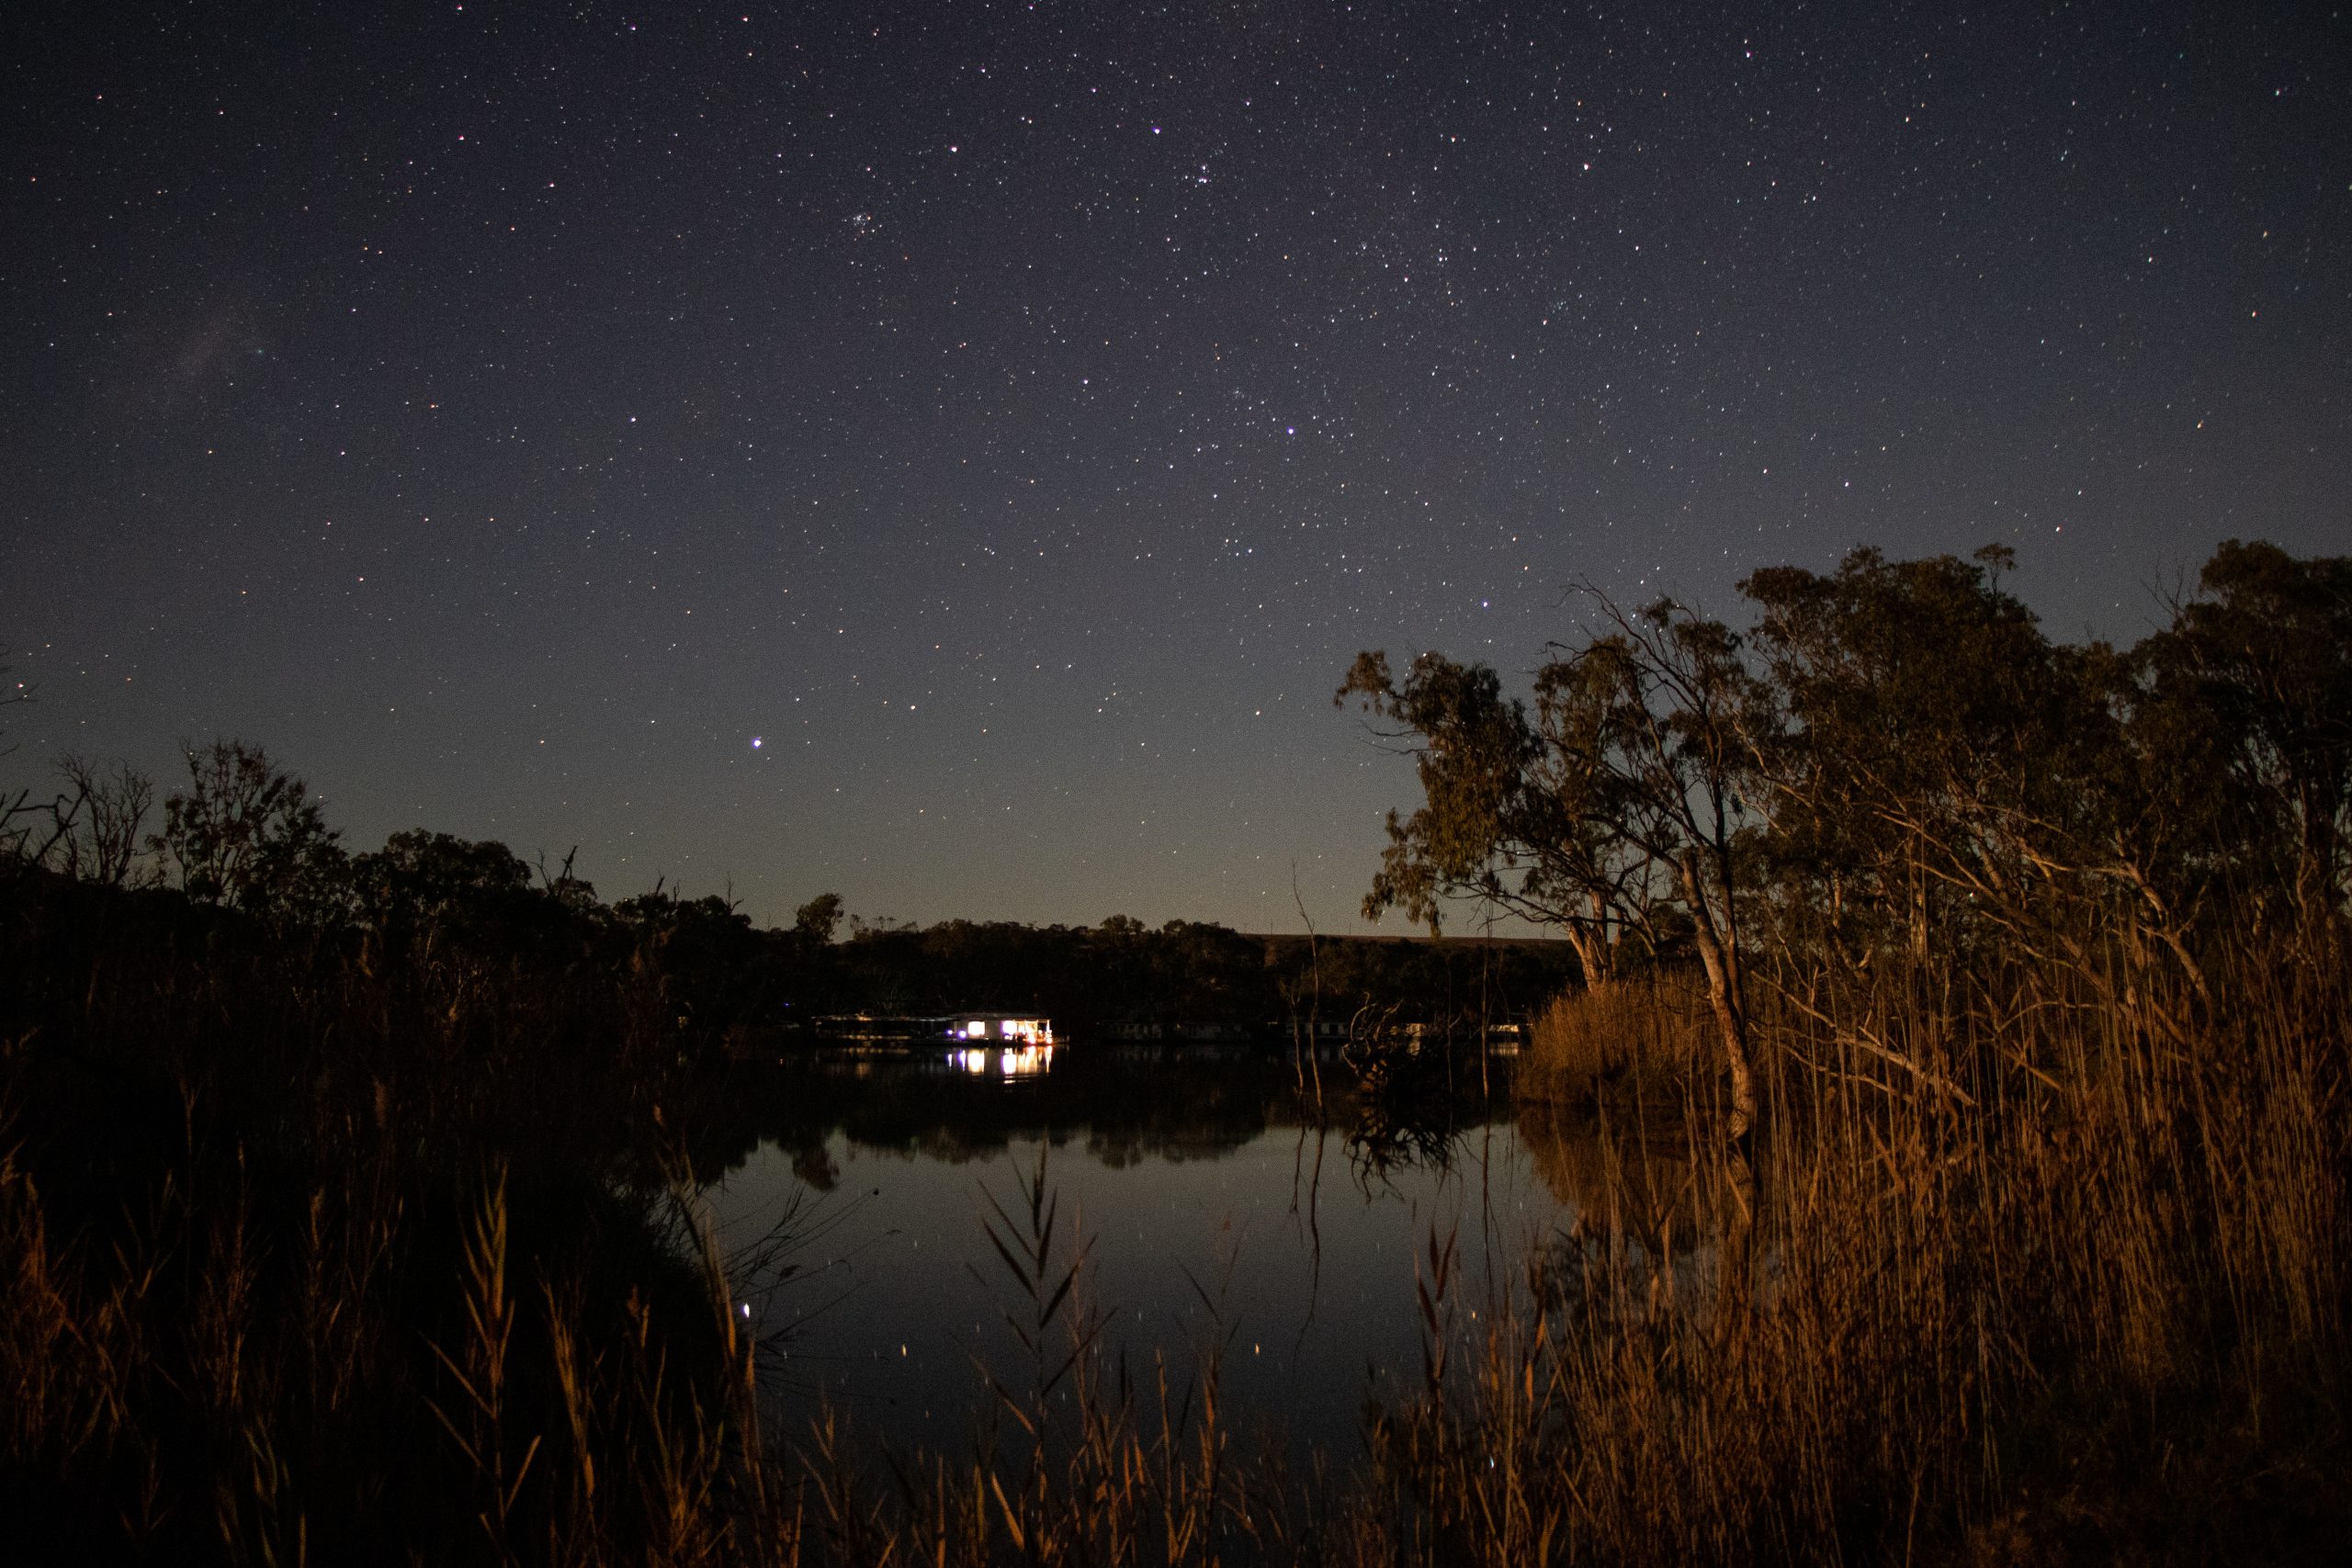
[1346,1099,1461,1187]
[1513,1100,1724,1258]
[683,1050,1365,1179]
[901,1123,1036,1165]
[1340,1040,1496,1189]
[677,1043,1570,1206]
[1084,1124,1262,1168]
[787,1142,840,1191]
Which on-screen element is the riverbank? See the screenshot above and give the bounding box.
[4,861,2347,1562]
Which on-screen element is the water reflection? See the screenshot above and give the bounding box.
[692,1047,1723,1458]
[1515,1100,1727,1257]
[698,1047,1529,1451]
[946,1042,1056,1078]
[1345,1089,1468,1186]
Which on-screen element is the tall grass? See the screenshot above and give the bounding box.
[1356,931,2349,1563]
[1516,974,1714,1105]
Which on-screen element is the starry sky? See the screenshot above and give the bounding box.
[5,1,2346,932]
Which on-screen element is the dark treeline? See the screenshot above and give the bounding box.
[0,767,763,1562]
[4,752,1574,1048]
[825,918,1572,1039]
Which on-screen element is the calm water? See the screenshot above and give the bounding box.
[707,1045,1587,1458]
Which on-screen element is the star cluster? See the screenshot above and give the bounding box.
[5,2,2346,929]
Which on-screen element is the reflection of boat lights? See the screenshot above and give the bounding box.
[949,1043,1056,1078]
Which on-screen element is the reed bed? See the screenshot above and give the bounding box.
[1516,973,1716,1105]
[1362,934,2349,1565]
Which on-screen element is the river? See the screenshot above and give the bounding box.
[705,1043,1623,1459]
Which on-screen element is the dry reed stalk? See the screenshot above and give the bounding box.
[1521,976,1711,1106]
[539,1270,610,1565]
[665,1164,810,1568]
[803,1406,901,1566]
[425,1165,542,1563]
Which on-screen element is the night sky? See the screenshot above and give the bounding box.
[6,2,2346,932]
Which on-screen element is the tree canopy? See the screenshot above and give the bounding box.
[1342,539,2352,1137]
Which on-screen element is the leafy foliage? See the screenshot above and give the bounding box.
[153,739,348,921]
[1344,540,2352,1135]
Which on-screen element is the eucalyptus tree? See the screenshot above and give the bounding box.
[1340,592,1769,1139]
[2134,539,2352,938]
[1340,539,2346,1135]
[1736,545,2120,969]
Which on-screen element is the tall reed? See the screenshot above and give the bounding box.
[1347,929,2348,1563]
[1517,974,1712,1105]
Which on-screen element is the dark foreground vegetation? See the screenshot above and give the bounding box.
[4,536,2347,1564]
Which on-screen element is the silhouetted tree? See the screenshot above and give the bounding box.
[1343,538,2349,1135]
[151,739,348,921]
[793,891,844,943]
[47,754,156,887]
[616,889,775,1043]
[2136,539,2352,936]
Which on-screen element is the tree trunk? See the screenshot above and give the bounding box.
[1702,969,1757,1144]
[1678,850,1757,1143]
[1566,925,1610,991]
[1589,889,1617,984]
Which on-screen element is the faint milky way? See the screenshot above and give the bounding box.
[4,2,2346,930]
